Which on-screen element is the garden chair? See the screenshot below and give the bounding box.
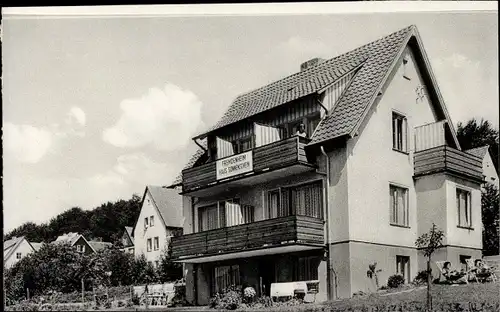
[481,260,498,283]
[465,258,479,283]
[435,261,468,284]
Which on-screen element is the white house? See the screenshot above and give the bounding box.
[53,232,96,255]
[133,185,183,268]
[4,237,35,269]
[466,145,499,188]
[120,226,135,254]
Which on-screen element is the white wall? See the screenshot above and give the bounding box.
[4,239,34,269]
[134,191,170,266]
[483,153,499,188]
[345,46,438,247]
[445,176,482,250]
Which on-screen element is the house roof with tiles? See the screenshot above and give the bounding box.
[465,145,490,160]
[143,186,183,228]
[169,25,461,187]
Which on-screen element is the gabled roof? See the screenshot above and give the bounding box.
[88,241,113,252]
[53,232,96,253]
[4,236,31,261]
[194,54,368,140]
[30,242,43,252]
[465,145,490,160]
[125,226,134,241]
[175,24,462,184]
[143,186,183,228]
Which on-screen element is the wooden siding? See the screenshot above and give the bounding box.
[414,121,446,152]
[323,70,356,111]
[209,97,321,147]
[171,215,324,259]
[182,136,314,193]
[414,145,483,182]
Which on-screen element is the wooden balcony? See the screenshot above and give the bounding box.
[171,215,324,261]
[414,145,484,182]
[181,136,316,194]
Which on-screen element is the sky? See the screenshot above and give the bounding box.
[2,4,498,233]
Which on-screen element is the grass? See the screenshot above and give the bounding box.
[244,282,500,311]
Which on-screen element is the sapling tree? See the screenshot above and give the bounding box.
[415,223,444,311]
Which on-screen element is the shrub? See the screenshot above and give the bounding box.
[243,286,256,303]
[131,293,140,305]
[169,283,189,307]
[413,270,430,285]
[209,285,242,310]
[387,274,405,288]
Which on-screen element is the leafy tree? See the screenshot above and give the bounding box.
[456,118,499,172]
[5,194,142,245]
[158,244,183,283]
[415,223,445,311]
[130,254,158,285]
[482,183,500,256]
[98,247,135,286]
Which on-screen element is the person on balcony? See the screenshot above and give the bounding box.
[296,123,307,138]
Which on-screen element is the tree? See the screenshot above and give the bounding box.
[158,244,183,283]
[482,183,500,256]
[456,118,499,172]
[415,223,445,311]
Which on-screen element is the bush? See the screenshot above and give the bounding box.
[209,285,242,310]
[413,270,430,285]
[169,283,189,307]
[387,274,405,288]
[131,293,140,305]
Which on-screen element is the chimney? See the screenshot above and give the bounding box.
[300,58,326,71]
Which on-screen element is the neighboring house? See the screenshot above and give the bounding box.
[120,226,135,254]
[466,145,499,188]
[30,242,44,252]
[133,185,183,268]
[168,25,485,304]
[53,232,95,255]
[88,239,113,253]
[4,237,35,269]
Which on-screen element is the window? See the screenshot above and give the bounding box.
[232,137,253,154]
[198,199,254,231]
[16,252,22,259]
[396,256,410,283]
[150,216,154,227]
[297,256,320,281]
[144,217,149,229]
[213,265,240,295]
[392,112,408,152]
[154,237,159,251]
[267,181,323,219]
[76,245,85,253]
[390,185,409,227]
[147,238,152,252]
[460,255,471,271]
[457,188,472,228]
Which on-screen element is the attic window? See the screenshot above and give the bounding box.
[402,56,411,81]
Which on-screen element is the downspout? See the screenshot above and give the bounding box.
[191,197,198,306]
[320,145,338,300]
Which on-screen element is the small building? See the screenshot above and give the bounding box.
[4,236,35,269]
[120,226,135,254]
[133,185,183,268]
[53,232,95,255]
[466,145,499,188]
[88,238,113,253]
[30,242,44,252]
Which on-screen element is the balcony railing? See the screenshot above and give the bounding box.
[171,215,324,260]
[181,136,316,193]
[414,145,483,182]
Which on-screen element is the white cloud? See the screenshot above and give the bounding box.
[3,123,53,163]
[66,106,86,126]
[103,83,204,151]
[3,152,177,232]
[433,53,499,126]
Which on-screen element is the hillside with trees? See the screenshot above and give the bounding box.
[4,194,142,245]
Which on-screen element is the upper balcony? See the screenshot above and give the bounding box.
[181,136,317,196]
[413,121,484,183]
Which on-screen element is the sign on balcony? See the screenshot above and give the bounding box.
[216,151,253,180]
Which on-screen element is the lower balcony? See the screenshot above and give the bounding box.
[171,215,324,263]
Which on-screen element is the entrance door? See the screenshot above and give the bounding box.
[258,260,275,297]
